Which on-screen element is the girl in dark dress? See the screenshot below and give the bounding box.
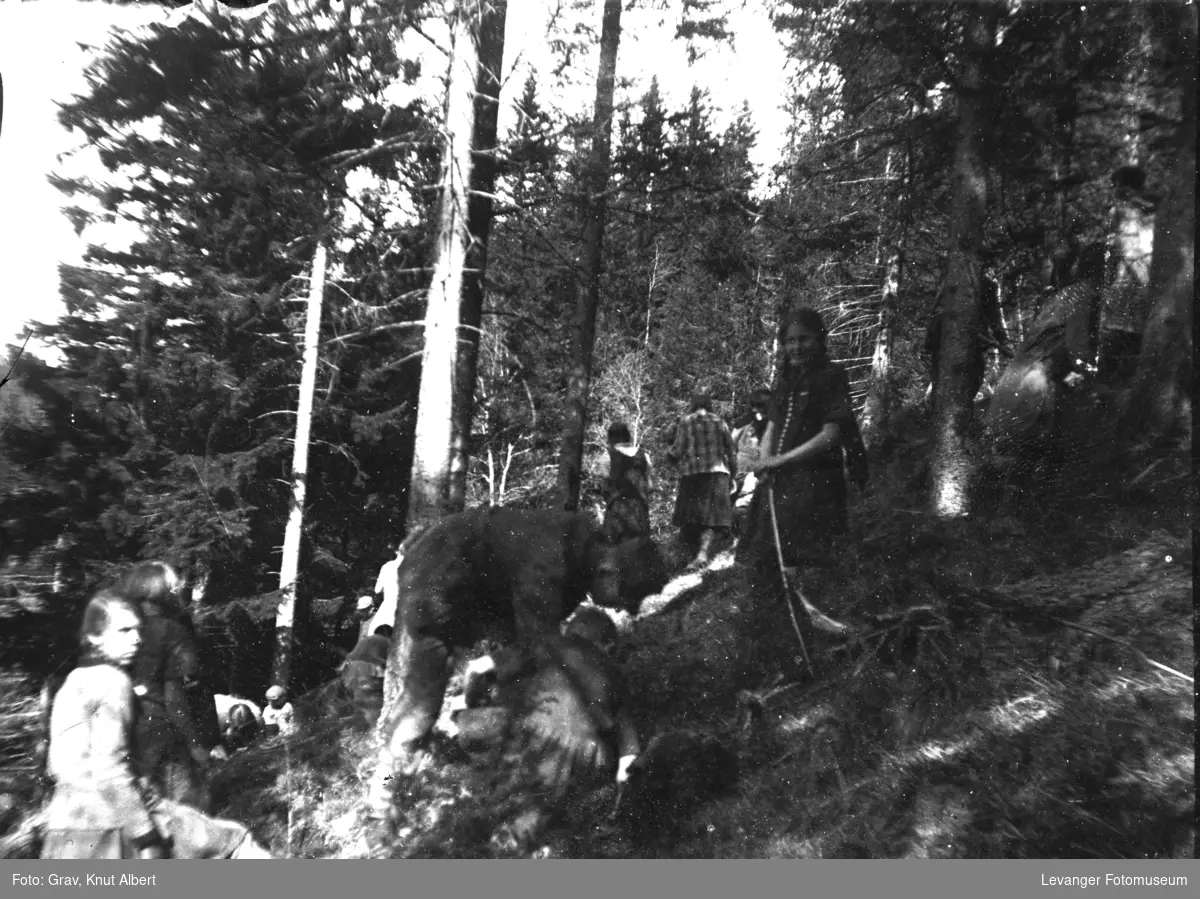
[116,562,224,811]
[741,309,854,563]
[737,308,855,680]
[601,422,652,544]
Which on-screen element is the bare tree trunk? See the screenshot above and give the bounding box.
[929,9,995,519]
[1097,6,1164,380]
[1122,3,1154,168]
[557,0,622,511]
[1122,3,1195,449]
[861,248,901,443]
[367,9,503,845]
[408,5,485,528]
[448,0,507,511]
[272,239,326,690]
[52,533,66,595]
[861,138,905,444]
[1047,8,1080,291]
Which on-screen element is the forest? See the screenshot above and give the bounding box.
[0,0,1194,860]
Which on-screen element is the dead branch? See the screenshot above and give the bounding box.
[0,330,31,391]
[1054,618,1193,684]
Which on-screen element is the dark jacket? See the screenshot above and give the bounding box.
[132,605,217,804]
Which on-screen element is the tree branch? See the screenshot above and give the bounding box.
[321,320,425,347]
[0,330,31,391]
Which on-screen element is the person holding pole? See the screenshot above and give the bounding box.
[737,307,856,682]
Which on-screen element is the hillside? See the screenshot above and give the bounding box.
[1,448,1192,859]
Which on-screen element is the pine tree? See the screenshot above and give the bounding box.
[22,1,436,601]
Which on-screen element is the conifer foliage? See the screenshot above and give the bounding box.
[1,0,1193,593]
[3,1,438,599]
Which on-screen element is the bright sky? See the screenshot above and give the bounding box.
[0,0,794,362]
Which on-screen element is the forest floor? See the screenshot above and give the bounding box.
[1,439,1194,859]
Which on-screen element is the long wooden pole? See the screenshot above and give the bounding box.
[766,481,812,676]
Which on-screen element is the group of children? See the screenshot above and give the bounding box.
[41,588,275,859]
[597,388,769,573]
[37,558,313,860]
[48,428,748,863]
[605,307,866,596]
[213,686,296,751]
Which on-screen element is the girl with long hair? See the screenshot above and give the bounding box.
[736,308,856,677]
[117,561,224,810]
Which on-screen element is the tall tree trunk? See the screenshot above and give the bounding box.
[556,0,622,511]
[861,248,901,444]
[1121,3,1195,449]
[1048,7,1080,291]
[1097,6,1163,379]
[407,4,486,527]
[272,238,326,691]
[448,0,507,511]
[369,7,503,841]
[1122,3,1154,167]
[929,8,995,519]
[862,129,910,444]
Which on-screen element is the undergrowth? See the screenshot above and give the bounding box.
[1,417,1193,859]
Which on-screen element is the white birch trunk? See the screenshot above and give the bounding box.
[272,239,326,689]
